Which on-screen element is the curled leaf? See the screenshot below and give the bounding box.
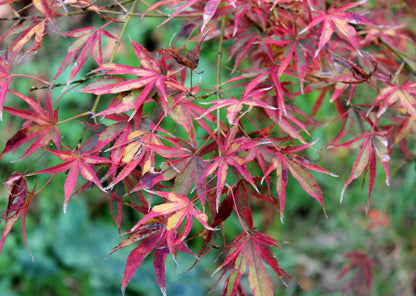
[0,172,34,259]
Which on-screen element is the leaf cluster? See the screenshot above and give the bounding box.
[1,0,416,295]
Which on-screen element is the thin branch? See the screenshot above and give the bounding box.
[216,14,226,154]
[90,0,139,116]
[57,112,91,124]
[29,74,100,91]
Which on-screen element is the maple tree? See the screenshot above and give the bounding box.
[0,0,416,295]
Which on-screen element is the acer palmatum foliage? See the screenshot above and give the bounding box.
[1,0,415,295]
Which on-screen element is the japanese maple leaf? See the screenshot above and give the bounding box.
[227,32,260,71]
[263,97,312,145]
[54,24,116,83]
[330,131,390,206]
[0,54,12,120]
[166,93,217,135]
[339,251,375,293]
[260,143,337,222]
[119,233,194,296]
[217,1,270,37]
[80,39,188,111]
[1,90,59,160]
[129,191,214,258]
[117,226,165,296]
[202,0,221,31]
[200,124,259,211]
[105,129,163,190]
[30,146,109,213]
[263,25,312,80]
[105,219,165,259]
[1,18,48,57]
[212,231,289,296]
[32,0,60,21]
[136,136,208,199]
[369,80,416,118]
[106,215,195,296]
[300,1,376,56]
[0,172,34,258]
[224,66,293,122]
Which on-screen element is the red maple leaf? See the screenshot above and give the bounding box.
[226,66,293,121]
[53,24,117,83]
[199,124,259,211]
[300,1,376,56]
[129,191,214,255]
[0,54,12,120]
[30,145,109,213]
[1,17,48,57]
[263,25,312,87]
[212,231,290,296]
[166,93,217,135]
[260,143,337,222]
[118,226,165,296]
[1,90,59,160]
[0,172,34,258]
[80,39,188,111]
[330,130,390,207]
[105,215,196,296]
[133,135,208,199]
[104,129,163,190]
[369,80,416,118]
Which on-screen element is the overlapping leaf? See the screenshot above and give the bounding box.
[31,146,108,213]
[105,129,163,190]
[200,124,259,211]
[54,24,116,83]
[212,231,289,296]
[120,229,164,296]
[80,39,188,111]
[1,90,59,160]
[0,172,33,258]
[260,144,336,221]
[140,137,208,198]
[1,18,48,57]
[129,191,214,256]
[370,80,416,118]
[330,131,390,206]
[300,1,376,56]
[0,54,12,120]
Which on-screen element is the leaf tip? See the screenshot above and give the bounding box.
[340,187,346,203]
[365,204,370,215]
[323,207,328,219]
[299,27,308,35]
[160,287,167,296]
